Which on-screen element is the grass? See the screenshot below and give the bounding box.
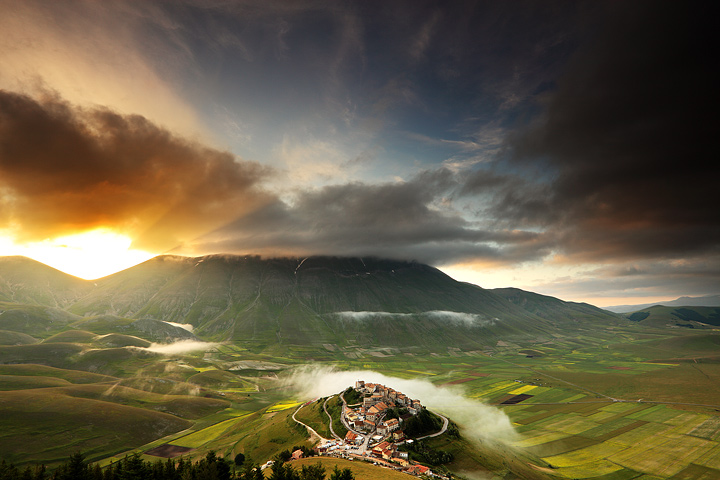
[0,364,116,383]
[288,457,412,480]
[0,343,84,368]
[170,415,251,448]
[42,330,97,343]
[38,383,231,419]
[294,400,332,439]
[226,409,315,466]
[0,329,38,345]
[94,333,152,348]
[266,401,302,413]
[0,374,72,390]
[325,396,348,438]
[0,388,191,467]
[2,315,720,479]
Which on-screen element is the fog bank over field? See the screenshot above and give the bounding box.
[162,321,195,332]
[141,340,219,355]
[333,310,497,327]
[284,366,517,444]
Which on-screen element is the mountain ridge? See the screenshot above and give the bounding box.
[604,294,720,313]
[1,254,625,352]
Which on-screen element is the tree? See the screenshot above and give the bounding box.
[299,463,325,480]
[329,466,354,480]
[0,460,20,480]
[269,461,299,480]
[32,465,47,480]
[116,454,148,480]
[59,452,90,480]
[277,450,292,463]
[237,463,263,480]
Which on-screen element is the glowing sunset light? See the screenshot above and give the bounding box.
[0,1,715,303]
[1,229,156,280]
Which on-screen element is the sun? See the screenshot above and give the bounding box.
[0,229,156,279]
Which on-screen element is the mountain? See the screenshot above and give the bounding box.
[623,304,720,328]
[1,254,625,353]
[605,294,720,313]
[0,256,90,307]
[491,287,623,324]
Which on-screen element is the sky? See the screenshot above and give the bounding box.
[0,0,717,307]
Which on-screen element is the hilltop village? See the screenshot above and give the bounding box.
[308,381,448,479]
[344,380,423,437]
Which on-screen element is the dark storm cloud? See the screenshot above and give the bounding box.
[0,90,271,250]
[499,0,719,263]
[189,169,549,265]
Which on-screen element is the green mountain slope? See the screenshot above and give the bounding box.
[1,254,626,352]
[624,305,720,328]
[0,257,91,307]
[65,255,560,350]
[492,287,623,325]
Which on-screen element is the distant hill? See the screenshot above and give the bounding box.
[1,254,626,353]
[0,256,90,307]
[605,294,720,313]
[491,287,623,324]
[623,305,720,329]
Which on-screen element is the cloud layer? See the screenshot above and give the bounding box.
[333,311,496,328]
[0,1,716,302]
[0,90,270,251]
[504,1,718,264]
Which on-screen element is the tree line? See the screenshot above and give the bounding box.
[0,451,355,480]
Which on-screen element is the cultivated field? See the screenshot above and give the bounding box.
[1,319,719,479]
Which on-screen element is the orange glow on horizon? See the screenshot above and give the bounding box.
[0,229,156,279]
[438,262,681,308]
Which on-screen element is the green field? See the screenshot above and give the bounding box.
[1,311,720,479]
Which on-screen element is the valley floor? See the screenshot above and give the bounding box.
[2,324,720,480]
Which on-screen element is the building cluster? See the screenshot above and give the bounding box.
[315,438,439,479]
[313,381,445,478]
[343,380,423,435]
[282,382,448,478]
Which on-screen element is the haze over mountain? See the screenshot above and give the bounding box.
[605,294,720,313]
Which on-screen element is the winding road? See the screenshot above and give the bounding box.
[416,410,449,440]
[323,395,342,440]
[292,403,330,443]
[293,388,452,455]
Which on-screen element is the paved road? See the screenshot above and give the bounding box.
[416,410,449,440]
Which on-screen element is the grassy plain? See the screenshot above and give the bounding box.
[1,321,720,480]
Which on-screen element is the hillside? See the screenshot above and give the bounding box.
[0,255,626,353]
[491,287,622,325]
[0,257,91,307]
[605,294,720,313]
[1,254,719,480]
[624,304,720,328]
